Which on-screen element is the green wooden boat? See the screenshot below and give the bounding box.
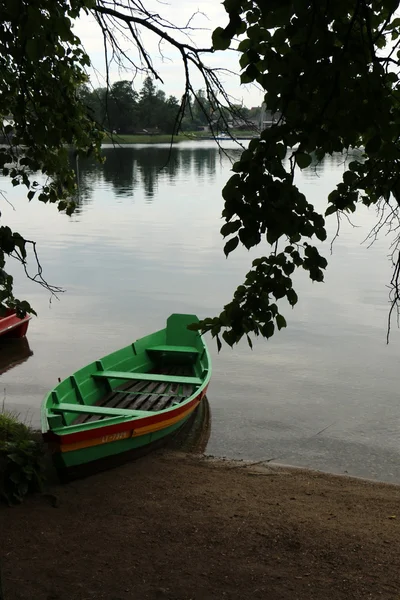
[41,314,211,478]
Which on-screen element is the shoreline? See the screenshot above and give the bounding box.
[101,133,257,144]
[1,449,400,600]
[206,454,400,489]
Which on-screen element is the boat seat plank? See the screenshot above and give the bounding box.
[53,403,154,418]
[92,371,202,385]
[146,345,199,354]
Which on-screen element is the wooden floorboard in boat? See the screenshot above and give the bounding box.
[75,380,152,425]
[123,381,170,410]
[137,382,178,411]
[72,364,196,425]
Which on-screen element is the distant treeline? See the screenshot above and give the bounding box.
[79,77,261,135]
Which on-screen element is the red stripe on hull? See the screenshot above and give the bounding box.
[44,386,208,445]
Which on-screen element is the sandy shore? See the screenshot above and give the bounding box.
[1,450,400,600]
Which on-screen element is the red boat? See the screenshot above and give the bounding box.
[0,308,31,338]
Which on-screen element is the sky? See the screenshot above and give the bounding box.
[73,0,264,108]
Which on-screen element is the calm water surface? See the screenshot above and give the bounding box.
[2,142,400,483]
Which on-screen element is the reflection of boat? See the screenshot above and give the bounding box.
[169,394,211,454]
[42,314,212,478]
[0,308,31,339]
[0,337,33,376]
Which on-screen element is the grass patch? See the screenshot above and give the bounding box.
[0,410,45,505]
[0,411,31,443]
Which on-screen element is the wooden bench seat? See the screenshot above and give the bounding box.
[92,371,202,385]
[52,403,154,418]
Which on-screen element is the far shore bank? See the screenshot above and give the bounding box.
[101,132,257,144]
[1,450,399,600]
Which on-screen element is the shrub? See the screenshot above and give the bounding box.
[0,412,45,505]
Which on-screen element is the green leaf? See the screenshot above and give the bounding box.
[240,72,253,84]
[238,38,252,52]
[223,0,243,13]
[276,314,287,330]
[212,27,231,51]
[222,329,237,347]
[325,204,338,216]
[220,220,241,237]
[295,152,312,169]
[240,53,250,69]
[286,289,298,306]
[328,190,339,203]
[224,236,239,257]
[241,64,259,83]
[187,322,201,331]
[386,72,398,83]
[261,321,275,338]
[216,335,222,353]
[342,171,358,186]
[348,161,360,172]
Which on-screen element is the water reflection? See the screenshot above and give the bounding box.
[169,396,212,454]
[73,144,232,203]
[0,338,33,377]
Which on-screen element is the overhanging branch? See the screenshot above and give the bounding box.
[93,3,215,56]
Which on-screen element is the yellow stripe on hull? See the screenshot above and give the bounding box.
[58,402,199,453]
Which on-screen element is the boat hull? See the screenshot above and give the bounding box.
[52,410,196,480]
[47,387,207,472]
[53,408,204,482]
[0,309,31,338]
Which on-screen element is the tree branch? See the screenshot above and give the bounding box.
[94,4,214,55]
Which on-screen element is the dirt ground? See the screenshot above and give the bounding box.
[1,451,400,600]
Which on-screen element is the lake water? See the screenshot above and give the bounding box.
[1,141,400,483]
